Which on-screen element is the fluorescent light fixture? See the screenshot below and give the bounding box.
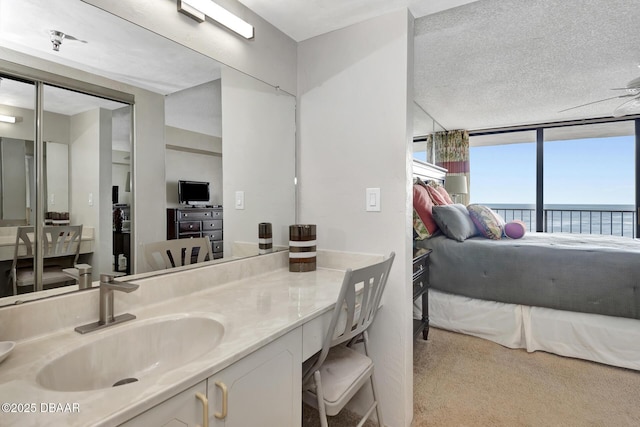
[0,114,21,124]
[178,0,254,39]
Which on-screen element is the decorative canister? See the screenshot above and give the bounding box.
[258,222,273,254]
[289,224,316,272]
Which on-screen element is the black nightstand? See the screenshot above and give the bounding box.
[413,248,432,340]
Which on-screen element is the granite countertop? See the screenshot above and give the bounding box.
[0,265,346,426]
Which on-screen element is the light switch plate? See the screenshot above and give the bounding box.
[366,188,380,212]
[235,191,245,210]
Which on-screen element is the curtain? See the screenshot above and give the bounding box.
[427,130,470,205]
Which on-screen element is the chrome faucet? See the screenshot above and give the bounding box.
[75,273,139,334]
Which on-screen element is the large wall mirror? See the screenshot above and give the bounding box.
[0,0,296,306]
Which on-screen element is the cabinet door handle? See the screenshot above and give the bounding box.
[214,381,228,420]
[195,392,209,427]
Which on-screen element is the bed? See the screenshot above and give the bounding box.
[412,160,640,371]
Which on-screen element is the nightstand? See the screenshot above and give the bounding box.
[413,248,432,340]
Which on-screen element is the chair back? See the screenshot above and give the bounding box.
[13,225,83,264]
[144,237,213,270]
[304,252,395,383]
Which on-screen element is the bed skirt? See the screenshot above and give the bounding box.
[422,289,640,371]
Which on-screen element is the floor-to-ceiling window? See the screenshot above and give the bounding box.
[543,122,635,236]
[469,118,638,237]
[469,130,537,229]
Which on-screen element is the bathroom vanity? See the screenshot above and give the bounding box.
[0,250,379,426]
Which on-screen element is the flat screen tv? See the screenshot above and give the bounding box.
[178,180,210,205]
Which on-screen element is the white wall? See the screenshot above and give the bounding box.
[0,138,27,220]
[45,142,69,213]
[298,10,415,427]
[0,104,70,143]
[70,108,113,276]
[83,0,297,95]
[165,148,222,207]
[221,66,296,253]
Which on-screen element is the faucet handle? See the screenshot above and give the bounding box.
[100,272,126,283]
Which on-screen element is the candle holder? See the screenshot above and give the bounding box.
[289,224,316,272]
[258,222,273,254]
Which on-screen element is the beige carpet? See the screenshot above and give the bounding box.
[304,327,640,426]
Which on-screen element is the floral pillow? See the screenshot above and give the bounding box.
[467,204,506,240]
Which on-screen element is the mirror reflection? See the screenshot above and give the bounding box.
[0,76,131,298]
[0,0,296,305]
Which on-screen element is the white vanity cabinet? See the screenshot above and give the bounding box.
[208,327,302,427]
[119,381,208,426]
[120,327,302,427]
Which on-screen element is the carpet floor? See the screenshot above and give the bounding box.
[303,327,640,426]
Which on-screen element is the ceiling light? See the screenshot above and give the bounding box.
[0,114,22,124]
[50,30,65,51]
[178,0,254,39]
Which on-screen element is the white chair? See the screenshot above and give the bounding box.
[302,252,395,427]
[9,225,83,295]
[144,237,213,271]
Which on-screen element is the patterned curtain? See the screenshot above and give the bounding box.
[427,130,470,205]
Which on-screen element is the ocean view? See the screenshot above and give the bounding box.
[484,204,637,238]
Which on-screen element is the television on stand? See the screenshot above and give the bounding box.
[178,180,210,206]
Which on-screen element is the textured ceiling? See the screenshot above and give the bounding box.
[414,0,640,131]
[2,0,638,136]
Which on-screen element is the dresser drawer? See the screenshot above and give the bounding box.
[179,221,201,233]
[212,241,224,253]
[203,230,223,241]
[202,220,223,231]
[178,232,202,239]
[178,210,213,220]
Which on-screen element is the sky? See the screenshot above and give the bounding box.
[468,135,635,206]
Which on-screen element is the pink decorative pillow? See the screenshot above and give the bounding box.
[413,184,439,239]
[467,204,505,240]
[504,220,526,239]
[426,185,449,206]
[435,185,454,204]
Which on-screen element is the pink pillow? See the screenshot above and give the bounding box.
[504,220,526,239]
[435,185,454,204]
[413,184,439,239]
[426,185,449,206]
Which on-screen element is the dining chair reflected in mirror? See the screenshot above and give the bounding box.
[144,237,213,271]
[302,252,395,427]
[9,225,83,295]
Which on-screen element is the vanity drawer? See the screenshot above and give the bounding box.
[179,221,201,233]
[212,241,224,253]
[203,230,223,241]
[202,220,223,231]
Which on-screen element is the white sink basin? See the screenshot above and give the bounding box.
[36,314,225,392]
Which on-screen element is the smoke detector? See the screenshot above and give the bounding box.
[50,30,65,51]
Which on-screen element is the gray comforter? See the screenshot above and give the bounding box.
[416,233,640,320]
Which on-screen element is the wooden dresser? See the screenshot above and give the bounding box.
[167,207,223,259]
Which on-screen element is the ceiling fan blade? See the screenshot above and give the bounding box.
[64,35,88,43]
[613,96,640,117]
[559,93,636,113]
[626,76,640,89]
